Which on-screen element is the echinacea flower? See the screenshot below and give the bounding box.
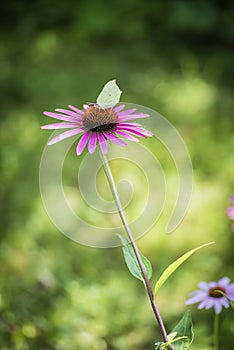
[227,206,234,220]
[186,277,234,314]
[226,195,234,232]
[41,104,152,155]
[227,195,234,220]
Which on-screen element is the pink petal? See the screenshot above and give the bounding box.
[48,128,83,145]
[97,133,108,154]
[117,108,136,116]
[103,132,127,147]
[114,131,139,142]
[118,124,153,137]
[88,133,97,154]
[114,104,125,112]
[41,122,82,129]
[116,126,149,137]
[117,122,142,127]
[76,132,90,155]
[68,105,84,114]
[55,108,83,119]
[43,111,80,123]
[117,113,149,121]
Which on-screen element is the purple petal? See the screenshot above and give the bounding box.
[226,284,234,298]
[68,105,84,114]
[114,104,125,112]
[43,111,80,123]
[48,128,83,145]
[198,299,212,310]
[115,131,139,142]
[220,298,229,308]
[104,132,127,147]
[76,132,90,155]
[230,195,234,203]
[186,291,207,305]
[217,277,230,287]
[198,282,211,291]
[88,133,97,154]
[41,122,82,129]
[97,133,108,154]
[213,300,223,314]
[55,108,83,118]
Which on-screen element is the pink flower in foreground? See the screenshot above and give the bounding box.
[227,206,234,220]
[41,104,152,155]
[186,277,234,314]
[226,195,234,231]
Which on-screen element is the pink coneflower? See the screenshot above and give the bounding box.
[41,104,152,155]
[186,277,234,314]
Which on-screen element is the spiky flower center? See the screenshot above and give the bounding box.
[82,105,118,132]
[209,286,226,298]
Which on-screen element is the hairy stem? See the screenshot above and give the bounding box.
[100,152,174,349]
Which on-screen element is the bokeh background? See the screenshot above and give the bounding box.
[1,0,234,349]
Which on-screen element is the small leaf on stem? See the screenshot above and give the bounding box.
[171,311,193,350]
[154,242,214,298]
[118,234,152,282]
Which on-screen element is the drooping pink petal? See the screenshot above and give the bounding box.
[114,131,139,142]
[43,111,80,123]
[97,133,108,154]
[88,132,97,154]
[48,128,84,145]
[41,122,82,129]
[76,132,90,155]
[116,126,149,138]
[118,124,153,137]
[68,105,84,114]
[55,108,83,118]
[103,132,127,147]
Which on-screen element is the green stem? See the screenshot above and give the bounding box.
[213,313,219,350]
[100,152,174,350]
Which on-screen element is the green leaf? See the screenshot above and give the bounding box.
[171,311,193,350]
[154,242,214,298]
[96,79,122,108]
[118,234,152,282]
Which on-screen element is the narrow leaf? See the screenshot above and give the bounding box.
[154,242,214,297]
[97,79,122,108]
[118,234,152,282]
[171,311,193,350]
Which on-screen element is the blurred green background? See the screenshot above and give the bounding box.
[1,0,234,349]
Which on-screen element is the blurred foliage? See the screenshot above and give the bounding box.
[1,0,234,349]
